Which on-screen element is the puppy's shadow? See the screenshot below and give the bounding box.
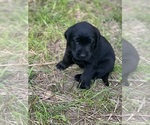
[122,38,139,86]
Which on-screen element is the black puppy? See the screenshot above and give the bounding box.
[56,21,115,89]
[122,38,139,86]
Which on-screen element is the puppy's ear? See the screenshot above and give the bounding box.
[95,27,101,41]
[64,27,72,41]
[94,27,101,47]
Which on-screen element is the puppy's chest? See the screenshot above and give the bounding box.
[72,58,84,68]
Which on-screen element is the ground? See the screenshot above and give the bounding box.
[122,0,150,124]
[0,0,149,125]
[28,0,122,124]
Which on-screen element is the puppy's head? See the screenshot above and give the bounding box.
[64,21,100,61]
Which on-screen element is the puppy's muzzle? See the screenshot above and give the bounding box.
[76,51,91,61]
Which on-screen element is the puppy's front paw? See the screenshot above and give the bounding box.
[74,74,81,82]
[104,82,109,86]
[56,61,67,70]
[77,81,90,89]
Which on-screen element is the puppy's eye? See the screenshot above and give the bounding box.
[73,38,79,43]
[72,40,78,44]
[90,39,94,44]
[74,40,78,42]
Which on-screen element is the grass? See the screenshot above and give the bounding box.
[0,0,28,125]
[0,0,149,124]
[122,0,150,124]
[1,0,149,124]
[29,0,122,124]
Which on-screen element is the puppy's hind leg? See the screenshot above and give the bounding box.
[101,73,109,86]
[74,74,81,82]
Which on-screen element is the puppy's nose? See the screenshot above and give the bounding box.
[79,53,86,58]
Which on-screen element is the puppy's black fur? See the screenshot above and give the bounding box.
[56,21,115,89]
[122,38,139,86]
